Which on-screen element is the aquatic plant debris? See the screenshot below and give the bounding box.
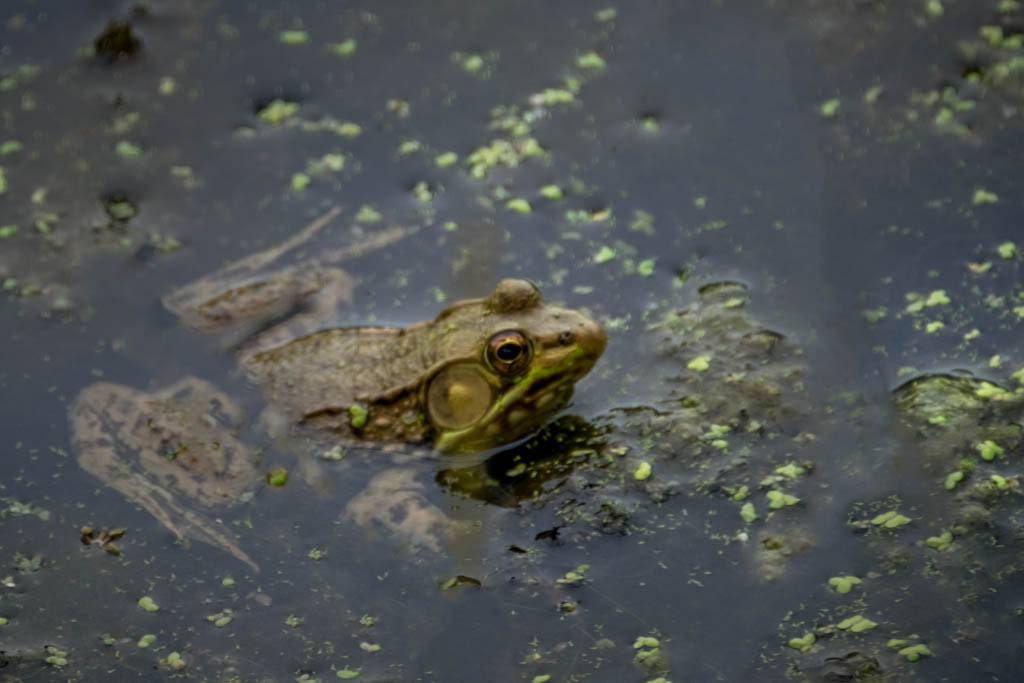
[837,615,878,632]
[137,596,159,612]
[633,461,652,480]
[556,564,590,585]
[870,510,911,528]
[594,245,615,263]
[976,440,1004,461]
[827,575,861,593]
[687,355,711,371]
[971,188,998,205]
[787,633,815,652]
[161,651,186,671]
[349,404,368,429]
[926,531,954,551]
[897,644,933,662]
[740,502,757,522]
[257,99,300,125]
[506,198,531,214]
[766,490,799,509]
[329,39,357,56]
[279,30,310,44]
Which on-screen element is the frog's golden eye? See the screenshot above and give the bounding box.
[485,330,532,376]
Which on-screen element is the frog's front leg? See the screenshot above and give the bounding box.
[69,378,260,571]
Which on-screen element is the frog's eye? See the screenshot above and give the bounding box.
[485,330,532,376]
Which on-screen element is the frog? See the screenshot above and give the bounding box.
[69,206,607,570]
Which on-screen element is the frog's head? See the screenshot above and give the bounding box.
[422,279,606,452]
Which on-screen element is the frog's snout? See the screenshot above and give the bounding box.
[567,316,607,373]
[583,318,607,359]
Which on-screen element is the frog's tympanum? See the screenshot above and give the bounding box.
[69,209,606,569]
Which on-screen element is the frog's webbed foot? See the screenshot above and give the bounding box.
[344,468,472,553]
[69,379,260,572]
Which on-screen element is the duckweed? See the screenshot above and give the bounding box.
[349,405,368,429]
[827,575,861,593]
[576,51,606,69]
[633,461,652,480]
[944,471,964,490]
[972,188,998,205]
[279,30,310,44]
[506,198,531,214]
[556,565,590,585]
[137,596,159,612]
[976,440,1004,461]
[787,632,815,652]
[353,205,381,223]
[328,39,357,56]
[539,184,563,200]
[594,245,616,263]
[434,152,458,168]
[687,355,711,371]
[461,54,484,72]
[740,502,757,522]
[775,463,806,479]
[898,644,933,661]
[767,490,799,509]
[115,141,142,158]
[871,510,911,528]
[267,468,288,486]
[163,652,185,670]
[837,615,877,633]
[291,173,310,191]
[975,382,1008,400]
[926,531,953,551]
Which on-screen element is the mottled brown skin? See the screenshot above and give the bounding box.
[69,215,606,569]
[246,278,606,451]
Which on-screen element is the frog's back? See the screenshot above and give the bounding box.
[243,323,439,420]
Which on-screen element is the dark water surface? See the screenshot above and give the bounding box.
[2,0,1023,680]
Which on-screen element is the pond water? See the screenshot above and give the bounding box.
[1,0,1022,680]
